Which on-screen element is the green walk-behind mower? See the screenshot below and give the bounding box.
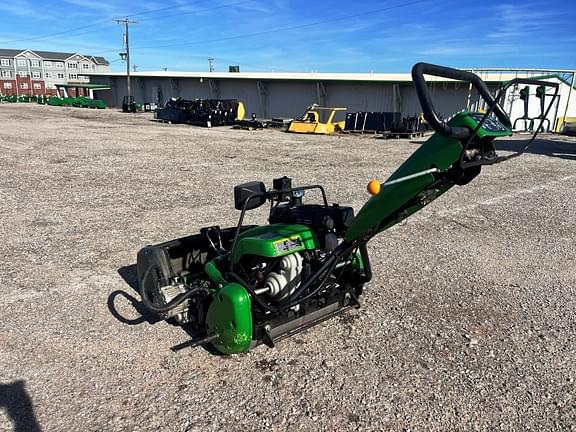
[136,63,558,355]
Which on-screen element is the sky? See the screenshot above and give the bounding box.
[0,0,574,73]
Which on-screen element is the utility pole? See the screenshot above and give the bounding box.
[208,58,214,72]
[115,17,138,98]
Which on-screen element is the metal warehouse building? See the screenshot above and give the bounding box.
[86,69,575,130]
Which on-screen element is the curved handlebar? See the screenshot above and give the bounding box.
[411,62,512,138]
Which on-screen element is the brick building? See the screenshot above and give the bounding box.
[0,49,109,97]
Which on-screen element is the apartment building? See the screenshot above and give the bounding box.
[0,48,109,96]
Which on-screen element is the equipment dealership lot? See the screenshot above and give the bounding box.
[0,104,574,431]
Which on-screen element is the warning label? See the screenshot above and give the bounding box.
[274,237,304,254]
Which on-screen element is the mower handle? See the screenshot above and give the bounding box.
[411,62,512,139]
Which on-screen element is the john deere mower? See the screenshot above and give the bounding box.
[136,63,558,354]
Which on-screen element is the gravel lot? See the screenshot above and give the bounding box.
[0,103,575,431]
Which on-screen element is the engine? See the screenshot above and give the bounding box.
[261,253,303,299]
[136,176,371,353]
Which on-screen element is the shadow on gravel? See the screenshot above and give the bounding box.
[107,290,161,326]
[109,265,161,325]
[0,380,42,432]
[496,137,576,160]
[114,264,222,355]
[410,137,576,160]
[117,264,139,291]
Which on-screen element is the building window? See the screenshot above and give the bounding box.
[55,62,64,68]
[45,72,52,78]
[1,70,11,78]
[69,73,78,80]
[44,61,52,68]
[32,72,41,79]
[3,83,12,89]
[1,59,10,66]
[31,60,40,67]
[33,83,42,89]
[19,72,29,77]
[17,59,27,67]
[57,73,65,79]
[67,62,78,69]
[82,63,90,70]
[21,83,29,89]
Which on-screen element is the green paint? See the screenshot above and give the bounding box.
[353,251,364,272]
[206,282,253,354]
[204,260,226,286]
[346,111,511,241]
[201,107,513,354]
[346,132,462,241]
[449,112,513,139]
[232,224,317,263]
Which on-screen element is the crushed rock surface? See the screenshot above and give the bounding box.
[0,104,575,431]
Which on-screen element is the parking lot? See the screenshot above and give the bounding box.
[1,103,575,431]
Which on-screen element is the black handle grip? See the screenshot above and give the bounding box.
[411,62,512,138]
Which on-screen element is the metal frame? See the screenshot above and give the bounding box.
[467,67,576,132]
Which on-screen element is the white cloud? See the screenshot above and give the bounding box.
[62,0,127,16]
[0,0,57,20]
[488,3,564,39]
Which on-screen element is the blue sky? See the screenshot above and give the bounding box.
[0,0,574,73]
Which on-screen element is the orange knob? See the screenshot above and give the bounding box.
[367,180,381,196]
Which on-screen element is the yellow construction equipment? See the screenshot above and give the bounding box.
[287,104,346,135]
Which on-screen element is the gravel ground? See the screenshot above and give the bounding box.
[0,103,575,431]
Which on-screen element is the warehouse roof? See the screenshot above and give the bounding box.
[84,70,532,84]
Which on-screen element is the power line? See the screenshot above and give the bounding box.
[87,1,260,57]
[125,0,207,18]
[130,0,428,51]
[181,54,302,72]
[118,52,289,72]
[0,0,241,45]
[97,1,427,72]
[133,0,253,23]
[0,2,253,68]
[100,1,425,73]
[0,20,111,45]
